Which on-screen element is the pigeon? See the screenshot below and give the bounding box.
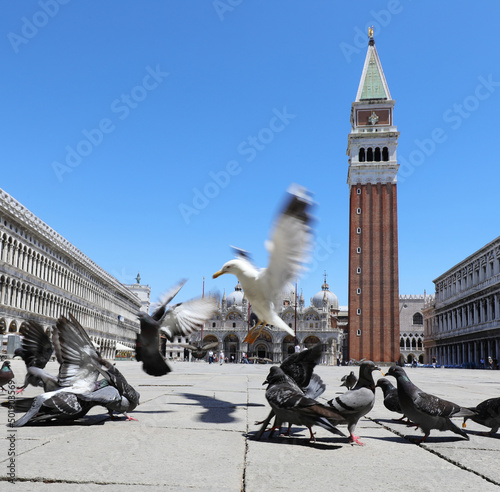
[375,377,406,420]
[462,397,500,436]
[12,314,114,427]
[7,384,119,425]
[213,184,314,344]
[15,320,58,393]
[255,343,325,439]
[327,360,380,445]
[340,371,357,390]
[97,361,140,420]
[0,361,15,391]
[263,366,345,442]
[179,341,219,360]
[136,280,217,376]
[386,365,475,442]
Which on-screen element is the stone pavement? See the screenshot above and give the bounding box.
[1,358,500,491]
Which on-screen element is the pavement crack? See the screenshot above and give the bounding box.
[241,375,249,492]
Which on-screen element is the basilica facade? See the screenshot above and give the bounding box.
[188,276,345,365]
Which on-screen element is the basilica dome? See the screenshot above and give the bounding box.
[226,282,245,308]
[311,278,339,309]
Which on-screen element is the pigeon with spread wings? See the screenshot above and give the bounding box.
[12,314,140,426]
[213,185,314,344]
[13,315,112,426]
[136,280,218,376]
[15,320,58,393]
[264,366,345,442]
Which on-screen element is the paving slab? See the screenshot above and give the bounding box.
[1,359,500,491]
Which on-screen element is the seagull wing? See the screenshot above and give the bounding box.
[258,185,314,301]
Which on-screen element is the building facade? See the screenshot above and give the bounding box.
[399,294,426,364]
[189,276,345,364]
[0,188,146,358]
[346,32,400,363]
[423,236,500,368]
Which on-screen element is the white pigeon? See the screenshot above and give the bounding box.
[213,184,314,344]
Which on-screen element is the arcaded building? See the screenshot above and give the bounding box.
[0,188,146,358]
[423,236,500,367]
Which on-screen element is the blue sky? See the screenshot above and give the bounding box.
[1,1,499,308]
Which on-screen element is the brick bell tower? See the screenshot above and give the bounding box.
[347,29,400,363]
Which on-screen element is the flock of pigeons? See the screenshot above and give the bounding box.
[0,274,223,426]
[1,184,498,443]
[257,345,500,445]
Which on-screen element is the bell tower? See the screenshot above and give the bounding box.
[346,29,400,363]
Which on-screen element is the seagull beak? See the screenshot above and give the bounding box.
[212,270,224,279]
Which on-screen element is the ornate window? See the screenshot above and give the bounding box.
[413,312,423,325]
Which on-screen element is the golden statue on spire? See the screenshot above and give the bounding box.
[368,26,374,39]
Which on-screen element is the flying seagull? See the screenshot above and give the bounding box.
[15,320,58,393]
[213,184,314,344]
[264,366,345,442]
[340,371,357,390]
[462,397,500,436]
[0,361,14,391]
[255,344,325,439]
[136,280,218,376]
[386,365,475,443]
[327,360,381,445]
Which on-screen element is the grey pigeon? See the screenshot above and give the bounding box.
[327,360,380,445]
[386,365,475,442]
[179,341,219,360]
[15,320,58,393]
[376,377,406,420]
[255,344,325,439]
[7,383,120,425]
[12,314,128,427]
[463,397,500,436]
[137,280,217,376]
[264,366,345,442]
[100,361,140,420]
[0,361,15,391]
[340,371,357,390]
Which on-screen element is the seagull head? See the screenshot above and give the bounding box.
[212,259,245,279]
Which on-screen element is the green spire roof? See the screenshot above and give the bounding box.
[356,41,391,101]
